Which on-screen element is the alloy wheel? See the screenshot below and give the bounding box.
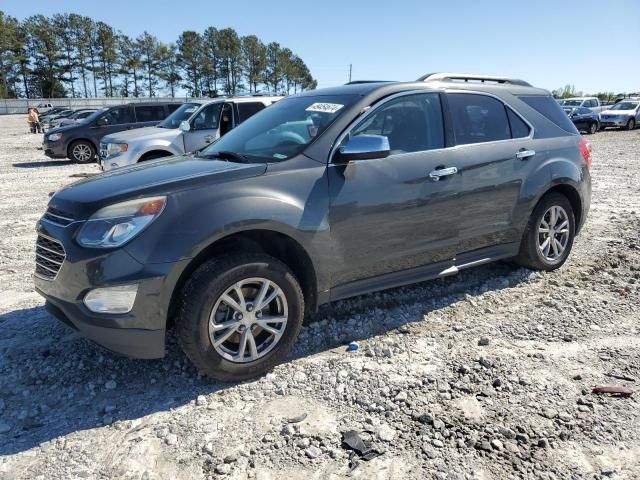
[72,144,92,162]
[208,277,288,363]
[590,123,598,134]
[537,205,570,262]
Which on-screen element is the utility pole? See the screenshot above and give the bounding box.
[348,64,352,83]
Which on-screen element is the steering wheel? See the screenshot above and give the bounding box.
[276,131,306,145]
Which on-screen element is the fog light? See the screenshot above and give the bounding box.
[84,285,138,314]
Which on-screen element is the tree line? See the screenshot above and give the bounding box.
[0,11,318,99]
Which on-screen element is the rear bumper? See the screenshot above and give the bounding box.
[43,298,165,359]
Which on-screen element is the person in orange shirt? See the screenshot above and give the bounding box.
[27,108,42,134]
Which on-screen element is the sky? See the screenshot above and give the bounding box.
[2,0,639,94]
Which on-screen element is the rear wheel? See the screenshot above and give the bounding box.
[69,140,95,163]
[625,118,636,131]
[588,122,598,135]
[514,193,576,271]
[177,254,305,381]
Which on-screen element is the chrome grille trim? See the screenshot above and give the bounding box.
[42,207,76,227]
[34,234,66,281]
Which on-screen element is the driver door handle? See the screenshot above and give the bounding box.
[516,149,536,160]
[429,166,458,181]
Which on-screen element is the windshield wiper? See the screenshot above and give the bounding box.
[198,150,250,163]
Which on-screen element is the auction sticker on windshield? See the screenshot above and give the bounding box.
[305,103,344,113]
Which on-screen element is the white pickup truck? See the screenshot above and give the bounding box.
[559,97,608,114]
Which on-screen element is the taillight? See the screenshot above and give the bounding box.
[578,138,592,169]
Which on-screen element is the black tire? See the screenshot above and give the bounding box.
[588,122,598,135]
[625,118,635,131]
[68,140,96,163]
[176,253,305,381]
[513,193,576,271]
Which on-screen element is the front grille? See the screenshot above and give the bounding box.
[42,206,75,226]
[35,235,66,280]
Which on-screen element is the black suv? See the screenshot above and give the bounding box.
[43,102,182,163]
[35,73,591,380]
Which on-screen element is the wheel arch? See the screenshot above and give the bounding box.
[66,138,96,158]
[166,229,319,329]
[534,183,583,233]
[139,149,175,162]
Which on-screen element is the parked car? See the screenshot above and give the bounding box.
[34,73,591,380]
[559,97,607,114]
[35,103,54,113]
[563,106,600,134]
[39,107,67,119]
[99,96,281,171]
[43,102,183,163]
[599,100,640,130]
[48,109,97,129]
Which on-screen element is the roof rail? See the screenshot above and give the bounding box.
[345,80,394,85]
[418,72,533,87]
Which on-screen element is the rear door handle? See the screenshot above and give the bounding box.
[429,166,458,181]
[516,149,536,160]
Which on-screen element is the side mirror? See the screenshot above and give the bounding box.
[179,120,191,132]
[334,134,390,164]
[96,117,108,126]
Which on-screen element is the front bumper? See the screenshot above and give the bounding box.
[599,116,628,127]
[99,144,137,171]
[43,138,68,159]
[34,219,189,359]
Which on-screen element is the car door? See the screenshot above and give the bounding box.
[90,106,135,146]
[444,92,535,253]
[183,102,224,153]
[328,92,461,286]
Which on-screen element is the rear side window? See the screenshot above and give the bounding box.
[519,95,579,134]
[447,93,510,145]
[135,105,166,122]
[237,102,266,123]
[506,109,531,138]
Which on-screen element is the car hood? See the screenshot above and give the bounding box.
[102,126,180,144]
[46,123,81,135]
[49,155,268,218]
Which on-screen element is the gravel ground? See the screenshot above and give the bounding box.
[0,114,639,480]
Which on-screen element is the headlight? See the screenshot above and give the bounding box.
[77,196,166,248]
[105,143,128,157]
[48,133,62,141]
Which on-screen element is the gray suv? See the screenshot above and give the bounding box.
[34,73,592,381]
[99,96,281,171]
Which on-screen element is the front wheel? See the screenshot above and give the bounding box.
[69,140,96,163]
[177,254,305,381]
[625,118,636,131]
[588,122,598,135]
[514,193,576,271]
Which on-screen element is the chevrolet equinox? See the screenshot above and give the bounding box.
[34,73,592,380]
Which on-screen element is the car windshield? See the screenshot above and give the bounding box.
[561,100,582,106]
[159,103,201,128]
[610,102,639,111]
[82,107,110,124]
[199,94,357,162]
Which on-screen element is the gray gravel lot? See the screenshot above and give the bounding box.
[0,114,639,479]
